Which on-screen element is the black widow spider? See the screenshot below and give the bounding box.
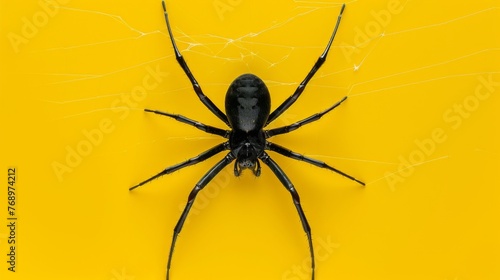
[130,1,364,279]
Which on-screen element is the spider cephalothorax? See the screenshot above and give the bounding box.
[232,141,262,176]
[130,2,364,280]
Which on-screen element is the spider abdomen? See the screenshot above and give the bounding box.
[225,73,271,132]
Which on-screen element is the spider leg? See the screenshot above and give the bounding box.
[129,142,230,191]
[161,0,229,126]
[144,109,229,138]
[266,96,347,138]
[166,153,235,280]
[266,4,346,126]
[259,152,316,280]
[267,141,365,186]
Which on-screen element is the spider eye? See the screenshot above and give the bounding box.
[238,159,255,168]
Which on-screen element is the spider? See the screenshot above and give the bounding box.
[130,1,364,279]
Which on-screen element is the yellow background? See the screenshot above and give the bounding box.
[1,0,499,279]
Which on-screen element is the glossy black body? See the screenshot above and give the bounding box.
[225,74,270,175]
[130,2,364,280]
[225,73,271,132]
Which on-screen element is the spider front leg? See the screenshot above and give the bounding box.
[259,152,316,280]
[267,142,365,186]
[129,142,229,190]
[166,153,235,280]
